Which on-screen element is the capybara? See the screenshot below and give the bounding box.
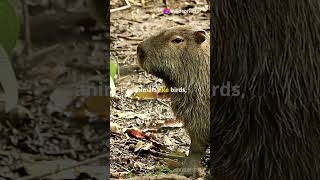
[212,0,320,180]
[87,0,106,25]
[137,26,210,177]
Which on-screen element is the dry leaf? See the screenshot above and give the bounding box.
[163,135,174,146]
[134,141,145,152]
[125,128,145,139]
[110,122,121,134]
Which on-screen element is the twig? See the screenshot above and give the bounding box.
[15,154,108,180]
[43,149,75,156]
[128,0,142,6]
[0,150,11,157]
[16,44,62,73]
[27,44,61,64]
[22,0,32,59]
[120,17,144,23]
[65,61,105,73]
[157,99,171,107]
[123,174,191,180]
[116,35,143,41]
[113,162,131,172]
[111,0,131,13]
[149,149,185,160]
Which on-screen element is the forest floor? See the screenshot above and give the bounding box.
[0,0,107,179]
[110,0,209,179]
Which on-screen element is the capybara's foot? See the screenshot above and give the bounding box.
[174,162,206,178]
[174,167,199,178]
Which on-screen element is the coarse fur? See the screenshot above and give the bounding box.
[212,0,320,180]
[87,0,107,25]
[137,25,210,175]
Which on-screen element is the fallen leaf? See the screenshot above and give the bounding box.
[125,128,145,139]
[159,158,180,169]
[133,161,144,171]
[111,171,128,179]
[141,142,154,151]
[134,141,145,152]
[145,117,184,132]
[110,122,121,134]
[163,135,174,146]
[131,91,169,100]
[47,84,78,115]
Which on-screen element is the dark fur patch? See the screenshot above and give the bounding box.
[212,1,320,179]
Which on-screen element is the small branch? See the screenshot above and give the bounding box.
[111,0,131,13]
[128,0,142,6]
[123,174,191,180]
[16,44,62,73]
[16,154,108,180]
[65,61,106,73]
[26,44,61,66]
[116,35,143,41]
[22,0,32,58]
[149,149,185,160]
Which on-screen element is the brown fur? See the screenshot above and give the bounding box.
[87,0,106,25]
[212,0,320,179]
[137,26,210,176]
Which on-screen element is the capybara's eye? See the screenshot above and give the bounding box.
[172,37,184,43]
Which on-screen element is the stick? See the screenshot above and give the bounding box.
[111,0,131,13]
[22,0,32,59]
[149,149,185,160]
[16,44,62,73]
[15,154,108,180]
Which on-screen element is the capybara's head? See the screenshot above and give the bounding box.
[137,26,209,88]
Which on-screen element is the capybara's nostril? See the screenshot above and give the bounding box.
[137,43,145,64]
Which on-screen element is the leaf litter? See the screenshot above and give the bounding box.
[0,0,108,179]
[110,0,210,179]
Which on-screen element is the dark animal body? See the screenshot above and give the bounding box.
[137,26,210,176]
[212,1,320,180]
[87,0,107,25]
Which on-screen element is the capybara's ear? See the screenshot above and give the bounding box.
[193,30,206,44]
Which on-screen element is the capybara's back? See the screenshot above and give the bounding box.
[212,1,320,180]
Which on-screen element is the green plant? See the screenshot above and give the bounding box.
[0,0,20,112]
[145,166,174,176]
[126,170,134,178]
[109,60,117,97]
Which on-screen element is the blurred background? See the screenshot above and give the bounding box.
[0,0,108,179]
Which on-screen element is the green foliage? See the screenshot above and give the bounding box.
[126,170,134,178]
[0,45,18,112]
[159,167,173,174]
[110,76,116,97]
[110,60,117,97]
[0,0,19,56]
[145,166,174,176]
[110,60,117,79]
[0,0,19,112]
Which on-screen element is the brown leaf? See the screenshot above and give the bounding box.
[130,91,170,100]
[145,117,184,132]
[110,122,121,134]
[124,128,145,139]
